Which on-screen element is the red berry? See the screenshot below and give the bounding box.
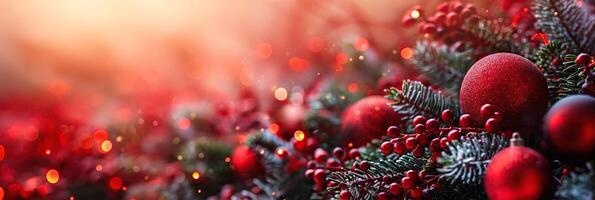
[441,109,454,122]
[307,160,317,169]
[446,12,459,26]
[492,111,503,122]
[413,115,428,125]
[437,2,449,12]
[410,187,423,199]
[402,16,416,27]
[430,138,441,152]
[452,2,464,13]
[326,158,341,169]
[388,183,402,196]
[416,133,429,145]
[414,124,426,133]
[459,114,472,127]
[430,183,441,191]
[333,147,345,159]
[381,141,393,155]
[447,130,461,141]
[348,148,360,159]
[418,170,428,180]
[351,162,359,170]
[314,148,329,163]
[387,126,401,137]
[340,190,351,200]
[313,169,326,182]
[377,192,389,200]
[393,141,407,154]
[461,7,475,17]
[575,53,591,65]
[425,119,439,131]
[359,161,370,171]
[485,118,500,132]
[401,177,414,189]
[439,137,448,149]
[305,169,314,179]
[405,138,418,150]
[412,146,425,157]
[405,170,419,181]
[434,12,447,25]
[480,104,495,120]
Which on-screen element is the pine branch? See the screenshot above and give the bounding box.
[411,41,474,95]
[556,162,595,200]
[438,132,508,185]
[461,17,531,55]
[532,0,595,54]
[326,154,425,200]
[532,42,590,102]
[385,80,462,124]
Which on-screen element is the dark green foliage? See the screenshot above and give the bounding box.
[532,41,590,102]
[438,133,508,185]
[411,41,474,95]
[461,17,532,56]
[556,162,595,200]
[386,80,462,124]
[533,0,595,54]
[326,154,425,200]
[181,138,234,198]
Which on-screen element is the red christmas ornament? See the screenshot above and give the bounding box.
[340,96,402,146]
[544,95,595,162]
[460,53,548,130]
[231,146,264,179]
[485,133,552,200]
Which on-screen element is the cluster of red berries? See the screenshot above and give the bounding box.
[380,104,502,162]
[576,53,595,96]
[403,1,479,47]
[339,169,440,200]
[303,147,361,191]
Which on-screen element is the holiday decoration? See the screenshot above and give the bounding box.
[231,145,264,179]
[544,95,595,162]
[485,133,552,200]
[339,96,402,146]
[460,53,549,130]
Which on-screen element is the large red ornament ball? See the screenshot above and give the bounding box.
[485,145,552,200]
[544,95,595,162]
[460,53,548,129]
[340,96,402,146]
[231,145,264,179]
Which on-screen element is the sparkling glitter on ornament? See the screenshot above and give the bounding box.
[46,169,59,184]
[294,130,305,141]
[177,117,191,130]
[109,177,123,190]
[192,171,200,180]
[100,140,112,153]
[256,43,273,59]
[400,47,414,59]
[274,88,288,101]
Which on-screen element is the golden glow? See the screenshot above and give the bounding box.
[410,10,421,19]
[400,47,414,60]
[46,169,60,184]
[274,88,288,101]
[294,130,305,141]
[192,171,200,180]
[100,140,113,153]
[276,148,286,156]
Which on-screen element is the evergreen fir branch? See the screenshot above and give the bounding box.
[326,154,425,200]
[411,41,474,95]
[532,42,590,102]
[438,132,508,185]
[532,0,595,54]
[460,17,531,56]
[556,162,595,200]
[385,80,462,124]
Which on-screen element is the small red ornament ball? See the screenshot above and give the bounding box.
[544,95,595,162]
[340,96,402,147]
[485,145,552,200]
[231,146,264,179]
[460,53,548,129]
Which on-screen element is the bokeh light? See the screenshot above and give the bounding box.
[274,88,288,101]
[46,169,60,184]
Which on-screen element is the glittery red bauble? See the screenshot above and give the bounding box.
[231,146,264,179]
[460,53,548,129]
[340,96,402,146]
[485,146,552,200]
[544,95,595,162]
